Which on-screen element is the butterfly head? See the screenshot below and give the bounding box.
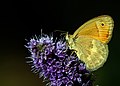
[66,32,75,50]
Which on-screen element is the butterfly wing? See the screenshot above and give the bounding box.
[65,15,113,71]
[75,36,108,71]
[73,15,114,43]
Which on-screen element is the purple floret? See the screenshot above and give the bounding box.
[25,33,93,86]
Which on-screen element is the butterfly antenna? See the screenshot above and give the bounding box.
[54,30,67,36]
[54,30,66,33]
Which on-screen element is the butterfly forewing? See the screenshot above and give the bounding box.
[73,15,114,43]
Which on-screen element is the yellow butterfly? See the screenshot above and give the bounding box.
[66,15,114,71]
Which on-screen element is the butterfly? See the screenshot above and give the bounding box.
[66,15,114,71]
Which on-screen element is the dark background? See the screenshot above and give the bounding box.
[0,0,120,86]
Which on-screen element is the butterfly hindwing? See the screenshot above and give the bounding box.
[75,37,108,71]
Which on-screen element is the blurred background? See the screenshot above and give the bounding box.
[0,0,120,86]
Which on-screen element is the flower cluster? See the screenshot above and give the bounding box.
[25,33,93,86]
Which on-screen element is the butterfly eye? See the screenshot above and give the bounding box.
[73,37,76,42]
[101,22,105,27]
[101,23,104,26]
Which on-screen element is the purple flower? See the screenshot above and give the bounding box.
[25,33,93,86]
